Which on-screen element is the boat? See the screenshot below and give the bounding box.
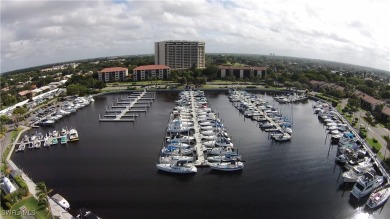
[60,135,68,144]
[51,193,70,209]
[156,159,197,174]
[52,137,58,145]
[351,172,385,199]
[161,145,193,156]
[60,128,68,136]
[203,137,233,148]
[159,155,194,164]
[33,140,41,148]
[16,143,25,152]
[209,161,244,172]
[69,129,79,141]
[273,133,292,142]
[43,136,51,147]
[207,154,241,162]
[366,186,390,208]
[52,130,59,137]
[39,119,55,126]
[342,166,375,183]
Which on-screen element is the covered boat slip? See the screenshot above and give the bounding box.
[98,90,155,122]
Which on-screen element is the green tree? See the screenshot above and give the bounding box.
[12,106,27,126]
[36,182,53,215]
[0,115,11,132]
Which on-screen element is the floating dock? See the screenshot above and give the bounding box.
[99,90,155,122]
[190,91,208,167]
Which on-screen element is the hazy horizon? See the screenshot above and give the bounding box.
[1,0,389,73]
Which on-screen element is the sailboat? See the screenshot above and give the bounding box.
[156,159,197,174]
[209,160,244,172]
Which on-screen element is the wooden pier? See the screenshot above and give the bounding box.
[190,91,208,167]
[99,90,155,122]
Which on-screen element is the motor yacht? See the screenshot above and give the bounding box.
[351,172,384,199]
[52,194,70,209]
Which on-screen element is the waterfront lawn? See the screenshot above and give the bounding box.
[16,196,52,219]
[366,138,382,153]
[1,196,52,219]
[1,128,22,171]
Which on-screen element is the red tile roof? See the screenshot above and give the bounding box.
[382,106,390,116]
[218,65,266,71]
[99,67,128,73]
[18,90,32,96]
[133,65,170,71]
[361,95,385,106]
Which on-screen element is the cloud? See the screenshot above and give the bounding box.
[1,0,389,72]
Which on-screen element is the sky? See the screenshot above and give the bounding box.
[1,0,390,73]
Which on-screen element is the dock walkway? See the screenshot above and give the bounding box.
[99,90,155,122]
[189,91,207,166]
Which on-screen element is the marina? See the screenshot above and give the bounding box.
[157,90,242,173]
[229,90,293,142]
[10,92,390,219]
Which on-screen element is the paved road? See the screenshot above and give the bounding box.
[340,98,390,160]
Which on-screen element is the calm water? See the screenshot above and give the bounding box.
[12,92,390,219]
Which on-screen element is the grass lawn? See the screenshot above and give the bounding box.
[2,128,22,172]
[1,196,52,219]
[366,138,382,152]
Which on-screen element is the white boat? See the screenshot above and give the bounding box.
[161,146,193,156]
[366,186,390,208]
[207,154,241,162]
[203,137,233,148]
[208,147,238,156]
[60,128,68,136]
[69,129,79,141]
[51,194,70,209]
[342,166,374,183]
[159,156,194,164]
[209,161,244,172]
[351,172,385,199]
[40,119,55,126]
[43,136,51,147]
[156,160,197,174]
[166,135,195,144]
[33,140,41,148]
[273,133,291,142]
[52,130,59,137]
[201,130,215,136]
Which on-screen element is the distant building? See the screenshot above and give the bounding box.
[155,40,205,69]
[98,67,128,82]
[133,65,170,81]
[218,66,267,79]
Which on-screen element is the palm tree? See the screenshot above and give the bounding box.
[36,182,53,216]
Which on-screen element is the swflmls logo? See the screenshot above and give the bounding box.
[1,210,36,216]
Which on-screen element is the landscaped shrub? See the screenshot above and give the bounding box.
[373,138,378,143]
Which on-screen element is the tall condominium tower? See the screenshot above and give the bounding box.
[154,40,205,69]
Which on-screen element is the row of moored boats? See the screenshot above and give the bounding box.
[228,89,292,142]
[156,90,244,174]
[15,128,79,152]
[313,100,390,209]
[37,96,94,126]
